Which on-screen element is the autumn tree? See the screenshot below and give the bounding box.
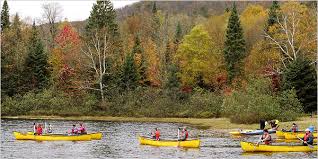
[223,4,246,83]
[24,22,50,91]
[1,0,10,31]
[264,2,316,67]
[176,25,222,88]
[53,22,82,94]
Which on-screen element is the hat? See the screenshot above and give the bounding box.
[305,128,310,132]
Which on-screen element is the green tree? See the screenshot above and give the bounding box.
[1,0,10,31]
[282,57,317,113]
[265,1,280,32]
[223,4,246,83]
[120,53,139,90]
[85,0,119,37]
[1,13,26,97]
[24,22,50,91]
[132,34,149,86]
[174,22,182,45]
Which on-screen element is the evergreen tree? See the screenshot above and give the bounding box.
[120,53,139,90]
[174,22,182,45]
[132,34,149,86]
[1,0,10,31]
[152,1,157,14]
[24,22,50,91]
[166,64,180,89]
[1,13,24,97]
[265,1,280,32]
[282,57,317,113]
[223,4,246,83]
[151,1,160,42]
[85,0,119,37]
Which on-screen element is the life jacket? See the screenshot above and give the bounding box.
[79,126,86,133]
[292,126,297,132]
[262,134,271,145]
[182,130,188,140]
[304,132,311,141]
[36,127,43,135]
[72,127,78,134]
[155,130,160,140]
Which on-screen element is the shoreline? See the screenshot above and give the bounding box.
[2,115,316,131]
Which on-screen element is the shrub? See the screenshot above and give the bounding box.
[222,77,302,124]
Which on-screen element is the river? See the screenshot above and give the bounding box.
[1,119,317,159]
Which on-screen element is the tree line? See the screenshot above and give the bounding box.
[1,1,316,122]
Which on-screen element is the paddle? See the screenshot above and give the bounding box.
[297,136,314,149]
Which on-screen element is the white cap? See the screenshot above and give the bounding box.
[305,128,310,132]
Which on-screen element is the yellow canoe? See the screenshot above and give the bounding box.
[90,132,102,140]
[13,132,91,141]
[284,132,318,140]
[21,132,102,140]
[240,141,317,152]
[275,131,286,138]
[138,136,200,148]
[275,138,317,143]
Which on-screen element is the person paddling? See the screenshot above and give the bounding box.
[47,124,53,133]
[78,123,87,134]
[152,128,160,140]
[268,120,279,130]
[302,128,314,146]
[71,124,78,135]
[33,123,37,135]
[290,123,298,132]
[180,127,189,141]
[259,129,271,145]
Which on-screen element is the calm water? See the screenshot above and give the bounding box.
[1,119,317,159]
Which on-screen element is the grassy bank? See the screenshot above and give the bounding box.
[2,115,316,131]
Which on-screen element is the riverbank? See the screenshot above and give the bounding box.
[2,115,316,131]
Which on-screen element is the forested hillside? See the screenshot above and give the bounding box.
[1,1,317,124]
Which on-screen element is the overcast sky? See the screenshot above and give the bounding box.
[2,1,139,23]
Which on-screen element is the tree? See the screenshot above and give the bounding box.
[81,29,113,101]
[24,22,50,91]
[85,0,119,38]
[176,25,222,87]
[264,2,316,67]
[131,34,149,86]
[120,52,139,90]
[174,22,182,45]
[223,4,246,83]
[282,57,317,113]
[1,0,10,31]
[41,2,63,48]
[265,1,280,32]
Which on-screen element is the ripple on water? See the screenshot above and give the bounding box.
[1,119,317,159]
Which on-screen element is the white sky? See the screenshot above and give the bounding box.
[2,0,139,23]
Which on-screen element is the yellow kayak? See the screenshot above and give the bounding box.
[13,132,91,141]
[284,132,318,140]
[240,141,317,152]
[138,136,200,148]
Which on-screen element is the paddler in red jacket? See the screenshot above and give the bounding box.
[152,128,160,140]
[36,124,43,135]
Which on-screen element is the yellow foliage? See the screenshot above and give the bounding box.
[176,25,223,87]
[244,40,281,76]
[240,4,267,51]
